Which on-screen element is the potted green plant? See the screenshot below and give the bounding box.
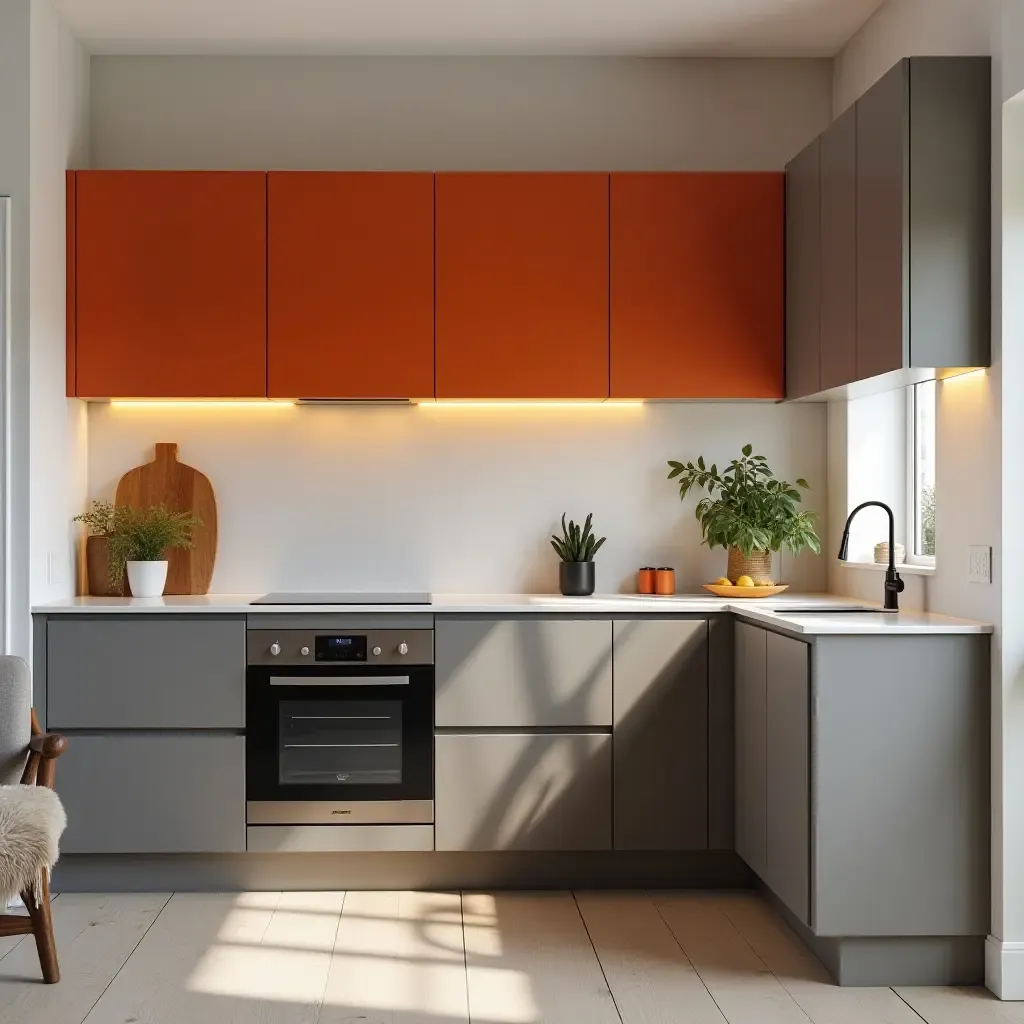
[85,504,201,597]
[667,445,821,583]
[550,513,606,597]
[73,500,119,596]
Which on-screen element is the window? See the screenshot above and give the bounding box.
[908,380,936,562]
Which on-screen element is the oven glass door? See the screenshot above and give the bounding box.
[246,665,433,803]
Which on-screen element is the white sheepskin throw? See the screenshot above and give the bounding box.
[0,786,66,905]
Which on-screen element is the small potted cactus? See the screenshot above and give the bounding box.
[550,513,606,597]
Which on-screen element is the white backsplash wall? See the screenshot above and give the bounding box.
[87,401,828,595]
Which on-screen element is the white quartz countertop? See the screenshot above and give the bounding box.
[32,593,993,635]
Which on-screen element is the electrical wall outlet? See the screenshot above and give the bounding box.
[968,545,992,584]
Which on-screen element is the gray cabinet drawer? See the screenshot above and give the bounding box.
[435,618,612,727]
[435,732,611,851]
[46,617,245,729]
[58,734,245,854]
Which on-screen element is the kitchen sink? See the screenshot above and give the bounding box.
[773,606,897,614]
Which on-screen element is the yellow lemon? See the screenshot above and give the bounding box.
[735,575,755,588]
[713,577,731,587]
[754,578,774,587]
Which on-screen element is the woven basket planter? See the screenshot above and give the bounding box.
[727,547,774,583]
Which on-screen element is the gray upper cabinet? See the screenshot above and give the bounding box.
[857,56,991,383]
[785,137,821,399]
[46,617,245,729]
[855,60,907,381]
[435,617,613,728]
[734,622,767,877]
[612,619,708,851]
[820,105,858,390]
[765,632,810,926]
[785,56,990,399]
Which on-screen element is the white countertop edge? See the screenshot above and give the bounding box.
[30,593,993,635]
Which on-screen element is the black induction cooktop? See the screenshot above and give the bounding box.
[251,592,432,606]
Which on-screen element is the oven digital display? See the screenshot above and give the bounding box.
[314,635,368,662]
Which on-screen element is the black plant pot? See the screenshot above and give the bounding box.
[559,560,596,597]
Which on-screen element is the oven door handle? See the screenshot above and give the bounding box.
[269,676,410,687]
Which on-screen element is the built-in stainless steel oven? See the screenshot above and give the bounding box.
[245,629,434,841]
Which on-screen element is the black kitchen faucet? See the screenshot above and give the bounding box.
[838,501,905,611]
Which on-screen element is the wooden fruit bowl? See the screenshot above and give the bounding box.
[703,583,790,599]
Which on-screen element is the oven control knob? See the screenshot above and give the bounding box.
[300,646,310,656]
[269,642,281,657]
[398,642,409,656]
[372,646,382,657]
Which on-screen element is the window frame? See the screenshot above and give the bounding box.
[905,380,937,567]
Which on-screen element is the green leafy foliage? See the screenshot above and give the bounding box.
[920,484,936,557]
[550,513,607,563]
[667,445,821,558]
[95,504,202,594]
[73,500,116,537]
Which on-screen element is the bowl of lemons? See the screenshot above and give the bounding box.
[702,576,789,598]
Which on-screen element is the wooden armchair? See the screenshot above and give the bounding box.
[0,667,68,984]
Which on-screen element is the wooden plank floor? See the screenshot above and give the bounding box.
[0,890,1015,1023]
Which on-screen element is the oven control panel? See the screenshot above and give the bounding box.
[246,629,434,666]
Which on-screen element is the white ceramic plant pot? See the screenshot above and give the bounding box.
[127,560,168,598]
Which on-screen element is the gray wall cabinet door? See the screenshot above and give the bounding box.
[46,617,245,729]
[820,104,858,391]
[735,622,767,877]
[856,60,908,382]
[907,57,991,370]
[765,632,811,926]
[434,732,611,851]
[612,619,708,850]
[57,734,245,854]
[435,618,613,728]
[785,136,821,399]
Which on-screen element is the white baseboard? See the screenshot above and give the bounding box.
[986,936,1024,999]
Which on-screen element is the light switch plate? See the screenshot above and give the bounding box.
[969,545,992,584]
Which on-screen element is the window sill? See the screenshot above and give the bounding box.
[837,560,936,577]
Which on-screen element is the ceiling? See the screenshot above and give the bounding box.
[53,0,886,57]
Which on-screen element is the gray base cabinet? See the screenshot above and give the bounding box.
[434,732,611,851]
[735,624,810,925]
[46,617,245,729]
[812,636,989,937]
[57,734,246,854]
[765,632,810,925]
[736,624,988,940]
[612,619,708,850]
[435,618,613,728]
[735,622,767,876]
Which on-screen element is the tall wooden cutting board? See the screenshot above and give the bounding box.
[115,443,218,595]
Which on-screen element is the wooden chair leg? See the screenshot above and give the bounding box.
[22,873,59,984]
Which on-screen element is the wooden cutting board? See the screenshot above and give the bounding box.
[115,443,218,595]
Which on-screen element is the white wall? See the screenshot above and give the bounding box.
[30,0,90,615]
[83,54,833,597]
[89,55,832,171]
[88,401,827,595]
[833,0,1024,998]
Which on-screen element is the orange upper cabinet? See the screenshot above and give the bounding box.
[610,173,784,399]
[73,171,267,398]
[268,173,435,399]
[435,173,609,399]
